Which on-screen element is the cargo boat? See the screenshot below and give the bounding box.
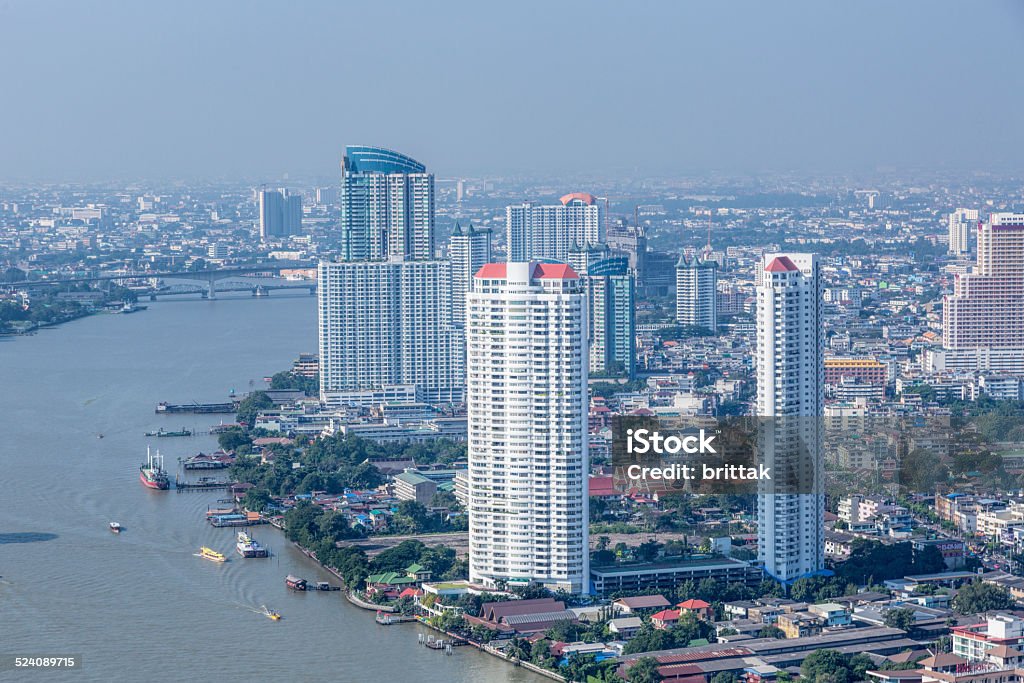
[198,546,227,563]
[139,448,170,490]
[285,575,307,591]
[236,532,269,558]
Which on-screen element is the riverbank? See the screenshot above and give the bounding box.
[284,533,564,681]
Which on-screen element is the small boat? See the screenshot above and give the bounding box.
[109,522,122,533]
[262,605,281,621]
[97,434,104,439]
[285,575,307,591]
[198,546,227,563]
[314,581,339,591]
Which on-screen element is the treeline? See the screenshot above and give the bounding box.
[282,512,465,591]
[228,431,466,498]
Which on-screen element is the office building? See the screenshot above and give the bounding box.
[676,253,718,332]
[507,192,605,262]
[339,145,434,261]
[948,208,979,256]
[317,259,464,404]
[756,253,825,583]
[448,222,492,328]
[466,261,589,593]
[944,213,1024,358]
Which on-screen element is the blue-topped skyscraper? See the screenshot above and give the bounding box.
[339,145,435,261]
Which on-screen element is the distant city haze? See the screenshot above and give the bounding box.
[2,0,1023,181]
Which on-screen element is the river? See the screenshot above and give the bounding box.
[0,293,542,683]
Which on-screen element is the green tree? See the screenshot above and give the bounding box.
[883,607,916,632]
[801,649,852,683]
[626,657,663,683]
[236,391,275,426]
[953,581,1015,614]
[758,625,786,639]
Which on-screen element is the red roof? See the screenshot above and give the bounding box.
[560,192,597,206]
[588,476,617,497]
[651,609,681,622]
[765,255,799,272]
[472,262,579,280]
[677,599,711,609]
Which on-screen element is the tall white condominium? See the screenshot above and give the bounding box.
[448,222,492,328]
[466,262,590,593]
[948,208,979,256]
[676,253,718,333]
[944,213,1024,361]
[755,253,824,583]
[339,145,434,262]
[507,192,606,262]
[318,260,464,405]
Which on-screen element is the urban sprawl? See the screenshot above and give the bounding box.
[4,149,1024,683]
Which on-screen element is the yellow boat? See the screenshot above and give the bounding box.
[262,605,281,621]
[198,546,227,563]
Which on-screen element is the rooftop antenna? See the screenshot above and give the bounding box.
[634,205,639,229]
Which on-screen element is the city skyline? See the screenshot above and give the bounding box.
[3,1,1024,182]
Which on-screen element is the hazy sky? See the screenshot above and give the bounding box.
[2,0,1023,181]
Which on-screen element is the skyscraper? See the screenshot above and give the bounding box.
[585,256,635,378]
[944,213,1024,352]
[755,253,824,583]
[676,253,718,332]
[259,188,302,239]
[948,208,979,256]
[507,192,606,262]
[466,262,590,594]
[448,222,492,328]
[317,259,464,404]
[339,145,434,261]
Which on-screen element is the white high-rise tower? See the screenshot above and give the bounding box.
[466,262,590,594]
[948,208,979,257]
[448,222,492,328]
[755,253,824,583]
[506,193,606,262]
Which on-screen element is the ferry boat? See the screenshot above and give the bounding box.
[109,522,122,534]
[285,575,307,591]
[198,546,227,563]
[139,448,170,490]
[236,532,269,558]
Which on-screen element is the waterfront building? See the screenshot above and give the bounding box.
[466,262,589,593]
[448,222,492,328]
[506,192,605,262]
[755,253,825,583]
[585,256,636,378]
[339,145,434,261]
[948,207,979,256]
[676,253,718,332]
[944,214,1024,365]
[317,259,464,404]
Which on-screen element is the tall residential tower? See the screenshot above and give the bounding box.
[466,262,590,593]
[948,208,979,257]
[755,253,824,583]
[507,192,606,262]
[676,253,718,333]
[339,146,434,261]
[448,222,492,328]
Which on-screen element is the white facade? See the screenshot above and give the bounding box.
[948,208,978,256]
[507,193,606,262]
[755,253,825,583]
[676,254,718,332]
[318,260,464,404]
[466,261,590,593]
[448,223,492,328]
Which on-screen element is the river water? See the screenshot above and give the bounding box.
[0,294,540,683]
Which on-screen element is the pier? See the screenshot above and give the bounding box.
[156,401,237,414]
[175,477,233,491]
